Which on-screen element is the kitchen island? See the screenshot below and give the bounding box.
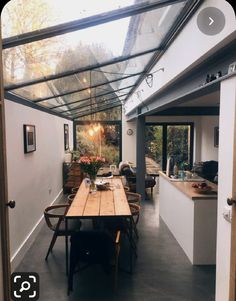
[159,171,217,265]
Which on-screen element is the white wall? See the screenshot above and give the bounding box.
[125,0,236,114]
[200,116,219,161]
[215,75,236,301]
[122,110,136,164]
[4,100,73,270]
[123,114,219,165]
[146,115,219,164]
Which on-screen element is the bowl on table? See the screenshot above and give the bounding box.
[95,180,111,191]
[192,182,212,194]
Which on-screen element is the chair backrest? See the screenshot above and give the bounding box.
[124,186,130,192]
[129,203,141,224]
[70,231,119,264]
[44,204,69,231]
[71,186,79,194]
[202,160,218,181]
[67,193,76,205]
[126,192,141,204]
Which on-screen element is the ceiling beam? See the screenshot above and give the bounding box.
[3,0,184,49]
[5,46,160,91]
[58,93,128,114]
[71,100,121,118]
[66,97,122,116]
[37,84,134,107]
[50,84,134,109]
[4,91,73,120]
[32,72,142,104]
[151,106,220,116]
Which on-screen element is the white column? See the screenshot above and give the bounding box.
[216,75,236,301]
[122,110,137,164]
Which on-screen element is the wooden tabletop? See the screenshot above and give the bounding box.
[66,178,131,219]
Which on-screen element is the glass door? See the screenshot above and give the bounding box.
[167,124,193,170]
[75,122,121,165]
[146,123,193,172]
[145,125,163,169]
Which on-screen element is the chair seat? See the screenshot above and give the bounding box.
[145,175,156,188]
[121,165,156,190]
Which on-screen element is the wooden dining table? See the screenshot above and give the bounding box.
[65,177,133,274]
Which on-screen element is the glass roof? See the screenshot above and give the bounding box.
[2,0,158,38]
[1,0,189,119]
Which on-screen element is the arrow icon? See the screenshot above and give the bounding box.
[209,17,214,26]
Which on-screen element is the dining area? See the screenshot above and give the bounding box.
[44,166,141,296]
[9,158,216,301]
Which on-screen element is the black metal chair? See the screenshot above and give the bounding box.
[44,204,81,260]
[68,230,120,294]
[120,165,156,193]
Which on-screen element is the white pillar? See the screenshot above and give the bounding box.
[216,75,236,301]
[122,110,137,164]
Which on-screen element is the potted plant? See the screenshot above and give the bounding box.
[78,156,105,192]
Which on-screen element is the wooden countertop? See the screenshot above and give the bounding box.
[159,171,218,200]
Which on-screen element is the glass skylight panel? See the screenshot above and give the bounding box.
[58,93,123,114]
[40,98,69,108]
[75,106,122,121]
[9,82,55,100]
[35,76,136,109]
[2,0,188,118]
[3,2,186,88]
[70,101,122,119]
[2,0,159,38]
[60,93,126,113]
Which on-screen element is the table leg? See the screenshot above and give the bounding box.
[129,217,133,273]
[65,218,68,276]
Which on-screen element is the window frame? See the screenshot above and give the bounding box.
[145,122,194,171]
[74,120,122,163]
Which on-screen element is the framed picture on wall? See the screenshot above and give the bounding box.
[214,126,219,148]
[23,124,36,153]
[228,62,236,74]
[64,124,69,150]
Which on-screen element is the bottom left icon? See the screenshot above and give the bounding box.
[11,272,39,301]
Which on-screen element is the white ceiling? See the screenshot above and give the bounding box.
[178,91,220,107]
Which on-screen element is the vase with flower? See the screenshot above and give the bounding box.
[78,156,105,192]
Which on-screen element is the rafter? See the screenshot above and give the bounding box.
[5,47,159,92]
[3,0,183,49]
[36,84,134,106]
[72,102,121,119]
[57,93,127,114]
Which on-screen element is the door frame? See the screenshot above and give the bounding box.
[229,78,236,301]
[0,19,11,301]
[145,122,194,171]
[74,120,122,163]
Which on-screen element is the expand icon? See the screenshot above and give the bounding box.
[11,272,40,301]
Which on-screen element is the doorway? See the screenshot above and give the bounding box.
[75,121,122,166]
[145,123,194,171]
[0,28,11,301]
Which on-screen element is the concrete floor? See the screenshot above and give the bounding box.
[16,186,215,301]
